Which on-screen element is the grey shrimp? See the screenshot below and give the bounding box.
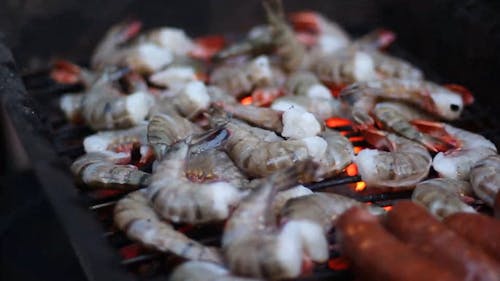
[412,178,476,220]
[114,190,223,263]
[354,130,432,187]
[470,155,500,207]
[70,151,151,190]
[169,261,262,281]
[147,140,241,224]
[222,163,322,280]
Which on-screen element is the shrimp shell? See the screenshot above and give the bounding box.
[169,261,262,281]
[218,118,327,178]
[432,124,497,180]
[285,71,331,99]
[147,141,241,224]
[280,192,384,233]
[470,155,500,207]
[315,129,354,180]
[71,151,151,190]
[412,178,476,220]
[263,0,306,72]
[369,51,424,80]
[114,190,222,263]
[271,95,344,121]
[355,133,432,187]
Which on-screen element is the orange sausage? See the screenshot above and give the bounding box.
[444,212,500,263]
[336,206,459,281]
[385,201,500,281]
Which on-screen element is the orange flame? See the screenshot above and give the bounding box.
[240,96,253,105]
[355,181,366,191]
[328,257,350,271]
[383,206,393,211]
[345,163,358,176]
[348,136,364,142]
[326,117,351,128]
[353,146,363,154]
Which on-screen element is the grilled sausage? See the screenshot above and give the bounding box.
[443,212,500,263]
[336,206,459,281]
[385,201,500,281]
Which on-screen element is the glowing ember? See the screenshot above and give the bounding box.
[328,257,350,271]
[355,181,366,191]
[326,117,351,128]
[240,96,253,105]
[353,146,363,154]
[345,163,358,176]
[340,131,349,136]
[348,136,364,142]
[119,244,142,259]
[383,206,393,211]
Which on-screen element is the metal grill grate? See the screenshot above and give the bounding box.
[8,52,499,280]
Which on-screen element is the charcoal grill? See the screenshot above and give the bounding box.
[1,1,500,280]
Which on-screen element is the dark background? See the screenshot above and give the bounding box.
[0,1,499,280]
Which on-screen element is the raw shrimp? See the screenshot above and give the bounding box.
[263,0,306,72]
[470,155,500,207]
[289,11,351,53]
[81,69,154,130]
[368,51,423,80]
[147,113,201,159]
[341,79,469,124]
[354,130,432,187]
[114,190,222,263]
[285,71,332,99]
[280,192,385,233]
[71,151,151,190]
[213,25,274,61]
[315,129,354,180]
[313,48,378,85]
[147,140,241,224]
[91,20,142,69]
[211,113,327,178]
[271,185,313,216]
[373,101,449,152]
[222,163,323,280]
[215,102,322,139]
[210,55,281,97]
[271,95,344,121]
[414,121,497,180]
[412,178,476,220]
[187,149,250,190]
[169,261,262,281]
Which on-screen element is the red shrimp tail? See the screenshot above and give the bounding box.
[189,35,226,61]
[50,59,82,84]
[289,10,321,33]
[443,84,474,105]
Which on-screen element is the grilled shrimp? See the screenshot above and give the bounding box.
[354,130,432,187]
[81,70,154,130]
[210,55,281,97]
[341,79,468,128]
[71,151,151,190]
[412,178,476,220]
[315,129,354,180]
[263,0,306,72]
[114,190,222,263]
[313,48,378,85]
[169,261,262,281]
[470,155,500,207]
[285,71,332,99]
[271,95,344,121]
[271,185,313,216]
[149,65,197,90]
[211,114,327,178]
[216,102,322,139]
[147,140,241,224]
[222,163,323,280]
[280,192,385,233]
[414,121,498,180]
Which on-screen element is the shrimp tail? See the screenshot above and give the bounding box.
[410,119,459,149]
